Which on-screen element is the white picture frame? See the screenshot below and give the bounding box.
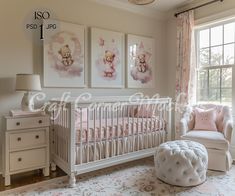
[91,28,125,88]
[43,19,85,87]
[127,34,155,88]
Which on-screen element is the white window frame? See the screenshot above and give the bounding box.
[195,19,235,106]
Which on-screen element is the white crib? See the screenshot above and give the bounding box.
[49,96,172,187]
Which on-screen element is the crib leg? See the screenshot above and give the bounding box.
[43,167,50,176]
[69,172,76,188]
[51,162,57,171]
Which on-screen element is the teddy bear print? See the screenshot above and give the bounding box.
[103,50,116,77]
[58,44,74,66]
[136,54,148,73]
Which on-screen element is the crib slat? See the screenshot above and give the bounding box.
[131,104,135,152]
[105,107,108,158]
[122,105,125,155]
[142,105,144,149]
[80,107,83,165]
[145,104,149,149]
[87,108,90,163]
[63,109,65,161]
[117,105,119,156]
[137,105,139,151]
[127,106,130,154]
[94,107,96,162]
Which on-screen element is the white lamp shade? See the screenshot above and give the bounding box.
[16,74,42,92]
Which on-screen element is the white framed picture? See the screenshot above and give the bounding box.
[127,34,155,88]
[43,19,85,87]
[91,28,125,88]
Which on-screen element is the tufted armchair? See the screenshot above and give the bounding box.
[179,104,233,172]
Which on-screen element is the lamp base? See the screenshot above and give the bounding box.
[21,92,34,111]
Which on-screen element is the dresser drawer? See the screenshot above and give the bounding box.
[6,116,50,130]
[9,148,46,172]
[9,129,46,150]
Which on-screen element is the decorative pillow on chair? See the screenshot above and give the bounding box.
[194,108,217,131]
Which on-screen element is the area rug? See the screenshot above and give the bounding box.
[1,158,235,196]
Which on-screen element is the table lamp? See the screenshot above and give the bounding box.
[15,74,42,111]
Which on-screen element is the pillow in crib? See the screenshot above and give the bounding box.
[129,106,138,117]
[194,108,217,131]
[134,107,154,118]
[128,106,154,118]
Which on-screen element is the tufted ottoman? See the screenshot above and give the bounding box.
[154,140,208,187]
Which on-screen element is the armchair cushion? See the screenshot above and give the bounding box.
[181,130,229,151]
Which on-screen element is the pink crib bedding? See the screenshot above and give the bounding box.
[75,117,165,143]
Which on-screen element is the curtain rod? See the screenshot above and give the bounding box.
[174,0,224,17]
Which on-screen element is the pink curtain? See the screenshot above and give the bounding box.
[175,10,196,139]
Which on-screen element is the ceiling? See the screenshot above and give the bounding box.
[91,0,196,20]
[95,0,195,12]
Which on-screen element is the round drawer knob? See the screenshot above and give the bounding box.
[17,137,21,141]
[35,135,39,139]
[16,122,20,126]
[18,158,22,162]
[38,120,42,124]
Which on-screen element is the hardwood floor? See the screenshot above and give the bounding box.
[0,158,153,192]
[0,168,66,192]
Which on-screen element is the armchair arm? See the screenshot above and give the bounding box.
[223,120,233,143]
[179,118,189,136]
[177,106,193,138]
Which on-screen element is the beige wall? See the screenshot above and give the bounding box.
[0,0,168,172]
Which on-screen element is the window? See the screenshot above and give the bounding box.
[196,21,234,106]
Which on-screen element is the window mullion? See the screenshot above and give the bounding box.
[220,68,222,103]
[209,28,211,66]
[222,24,225,66]
[207,69,209,102]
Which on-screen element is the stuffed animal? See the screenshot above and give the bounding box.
[103,50,116,77]
[136,54,147,73]
[58,45,74,66]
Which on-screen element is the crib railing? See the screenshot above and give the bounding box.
[50,97,171,176]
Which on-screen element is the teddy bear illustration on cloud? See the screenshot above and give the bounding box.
[95,37,119,80]
[47,31,83,77]
[130,41,152,84]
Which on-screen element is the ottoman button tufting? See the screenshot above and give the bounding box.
[154,140,208,187]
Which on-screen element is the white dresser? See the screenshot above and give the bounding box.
[2,115,50,186]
